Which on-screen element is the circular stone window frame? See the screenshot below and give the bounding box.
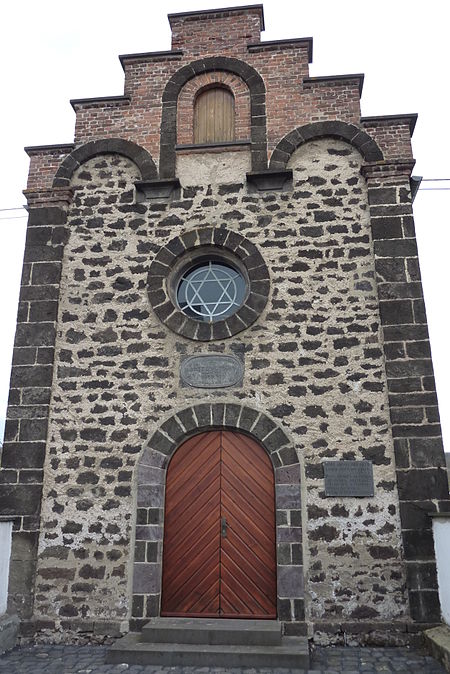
[147,227,270,341]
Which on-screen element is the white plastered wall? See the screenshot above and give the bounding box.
[432,516,450,626]
[0,522,12,615]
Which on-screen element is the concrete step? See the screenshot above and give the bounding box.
[106,632,310,668]
[424,625,450,673]
[141,617,282,645]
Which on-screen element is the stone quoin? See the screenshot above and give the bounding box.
[1,3,448,650]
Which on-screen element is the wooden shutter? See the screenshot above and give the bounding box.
[194,87,235,144]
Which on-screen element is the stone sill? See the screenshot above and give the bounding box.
[135,179,181,202]
[247,169,293,191]
[361,160,416,180]
[175,141,251,155]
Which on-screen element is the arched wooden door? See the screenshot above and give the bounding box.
[161,431,277,618]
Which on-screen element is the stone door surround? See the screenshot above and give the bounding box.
[131,403,305,632]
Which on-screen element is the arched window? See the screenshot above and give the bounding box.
[193,87,235,144]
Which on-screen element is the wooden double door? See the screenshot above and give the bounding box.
[161,431,277,618]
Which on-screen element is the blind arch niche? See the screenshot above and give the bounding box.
[194,86,235,144]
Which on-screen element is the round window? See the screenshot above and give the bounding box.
[147,227,270,341]
[176,260,246,322]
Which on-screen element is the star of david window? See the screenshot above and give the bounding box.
[176,261,246,322]
[147,228,270,341]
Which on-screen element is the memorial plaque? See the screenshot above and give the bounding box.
[323,460,374,497]
[180,354,243,389]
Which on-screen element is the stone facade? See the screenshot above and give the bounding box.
[1,4,448,646]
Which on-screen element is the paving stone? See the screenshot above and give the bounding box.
[0,644,447,674]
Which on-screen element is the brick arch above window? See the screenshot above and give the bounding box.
[177,72,251,146]
[159,56,267,179]
[268,121,384,169]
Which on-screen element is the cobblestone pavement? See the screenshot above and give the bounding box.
[0,645,446,674]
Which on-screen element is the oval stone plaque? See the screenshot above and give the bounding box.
[180,354,243,389]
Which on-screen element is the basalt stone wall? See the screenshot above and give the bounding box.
[29,138,409,643]
[366,166,450,631]
[286,142,408,645]
[0,196,71,623]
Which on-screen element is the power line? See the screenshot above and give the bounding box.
[0,178,449,214]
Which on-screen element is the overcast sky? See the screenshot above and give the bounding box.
[1,0,448,452]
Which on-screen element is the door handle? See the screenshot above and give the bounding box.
[221,517,227,538]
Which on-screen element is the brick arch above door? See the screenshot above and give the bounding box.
[131,403,304,631]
